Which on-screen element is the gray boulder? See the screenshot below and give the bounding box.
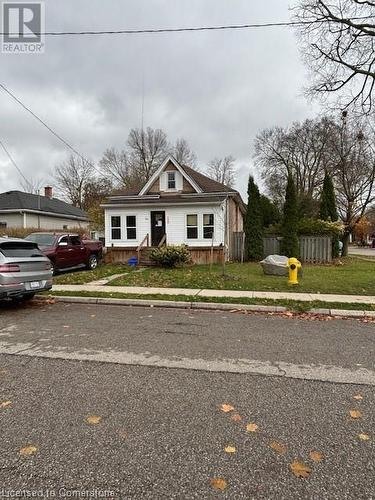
[260,255,288,276]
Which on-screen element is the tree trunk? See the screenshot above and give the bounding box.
[342,231,350,257]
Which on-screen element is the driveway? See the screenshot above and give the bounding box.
[0,300,374,498]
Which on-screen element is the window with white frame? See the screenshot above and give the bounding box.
[111,216,121,240]
[203,214,214,239]
[126,215,136,240]
[186,214,198,239]
[167,171,176,189]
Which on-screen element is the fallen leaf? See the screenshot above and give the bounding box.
[353,394,363,401]
[349,410,362,419]
[270,441,287,455]
[63,325,70,329]
[231,414,242,422]
[309,451,323,462]
[358,433,370,441]
[290,461,312,478]
[0,400,12,408]
[86,415,102,425]
[211,478,228,491]
[246,423,259,433]
[19,445,37,456]
[221,404,235,413]
[90,314,96,318]
[224,445,236,454]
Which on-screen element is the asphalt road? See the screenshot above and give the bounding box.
[0,300,374,498]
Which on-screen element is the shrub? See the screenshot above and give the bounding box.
[265,218,343,237]
[149,245,191,268]
[245,176,263,261]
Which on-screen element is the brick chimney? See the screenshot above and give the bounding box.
[44,186,53,198]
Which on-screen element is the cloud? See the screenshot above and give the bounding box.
[0,0,317,201]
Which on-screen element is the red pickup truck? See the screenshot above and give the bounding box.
[25,233,103,274]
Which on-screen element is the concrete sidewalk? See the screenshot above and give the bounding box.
[52,284,375,305]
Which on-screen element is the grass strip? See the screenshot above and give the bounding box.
[41,290,375,313]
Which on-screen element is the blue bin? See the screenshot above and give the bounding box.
[128,257,138,267]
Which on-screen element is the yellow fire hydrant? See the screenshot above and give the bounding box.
[288,257,301,285]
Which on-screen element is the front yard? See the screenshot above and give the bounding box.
[108,257,375,296]
[52,257,375,296]
[53,264,129,285]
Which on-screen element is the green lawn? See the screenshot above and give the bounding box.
[53,264,129,285]
[108,258,375,296]
[43,290,375,313]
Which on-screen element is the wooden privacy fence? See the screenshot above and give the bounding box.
[298,236,332,263]
[231,233,333,263]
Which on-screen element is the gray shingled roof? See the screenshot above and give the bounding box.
[111,164,237,197]
[0,191,88,219]
[103,194,229,206]
[180,164,237,193]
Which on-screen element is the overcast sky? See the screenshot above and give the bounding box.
[0,0,318,201]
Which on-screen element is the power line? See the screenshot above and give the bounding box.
[0,83,102,177]
[0,17,372,37]
[0,137,30,186]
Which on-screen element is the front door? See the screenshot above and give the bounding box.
[151,211,166,246]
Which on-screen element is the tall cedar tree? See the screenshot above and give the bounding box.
[280,175,299,257]
[319,173,338,221]
[319,172,340,257]
[245,176,264,261]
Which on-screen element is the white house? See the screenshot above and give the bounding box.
[102,156,245,264]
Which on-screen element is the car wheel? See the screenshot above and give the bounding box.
[87,254,98,270]
[12,293,35,303]
[50,261,57,275]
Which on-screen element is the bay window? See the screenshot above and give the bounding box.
[187,214,198,239]
[203,214,214,239]
[126,215,137,240]
[111,216,121,240]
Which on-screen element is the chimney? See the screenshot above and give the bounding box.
[44,186,53,199]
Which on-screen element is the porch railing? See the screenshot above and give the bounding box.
[158,234,167,247]
[137,233,149,264]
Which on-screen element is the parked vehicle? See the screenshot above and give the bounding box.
[0,237,53,301]
[25,233,103,273]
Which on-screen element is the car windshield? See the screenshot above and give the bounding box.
[25,233,56,247]
[0,242,44,258]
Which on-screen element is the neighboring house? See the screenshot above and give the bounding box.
[0,187,89,230]
[102,156,245,264]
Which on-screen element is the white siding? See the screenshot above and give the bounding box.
[0,213,23,228]
[0,212,88,230]
[105,203,225,248]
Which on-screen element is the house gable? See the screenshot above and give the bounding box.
[139,156,202,196]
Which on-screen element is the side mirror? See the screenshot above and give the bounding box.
[58,241,68,247]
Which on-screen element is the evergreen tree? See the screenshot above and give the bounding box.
[319,173,338,221]
[319,172,340,257]
[259,195,281,228]
[245,176,263,261]
[280,175,299,257]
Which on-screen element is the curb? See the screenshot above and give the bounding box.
[35,294,375,318]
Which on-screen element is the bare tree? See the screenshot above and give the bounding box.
[294,0,375,114]
[173,138,197,167]
[20,177,45,195]
[330,114,375,255]
[54,155,94,208]
[127,127,170,183]
[207,156,236,187]
[99,148,132,188]
[254,118,334,210]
